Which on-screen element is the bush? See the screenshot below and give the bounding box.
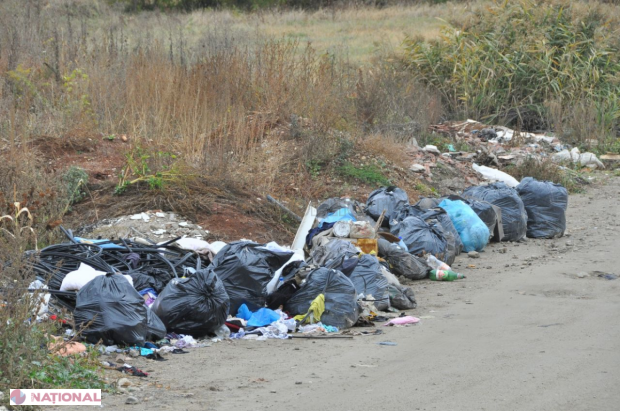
[403,0,620,151]
[63,166,89,205]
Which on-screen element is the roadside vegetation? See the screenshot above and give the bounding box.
[0,0,619,395]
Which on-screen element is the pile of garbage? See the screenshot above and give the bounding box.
[412,119,606,191]
[21,176,569,371]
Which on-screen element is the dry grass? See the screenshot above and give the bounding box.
[0,0,451,202]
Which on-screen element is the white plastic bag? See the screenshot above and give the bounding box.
[472,163,519,188]
[60,263,132,291]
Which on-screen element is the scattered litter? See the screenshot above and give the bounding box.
[384,316,420,326]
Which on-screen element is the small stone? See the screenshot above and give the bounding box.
[128,349,140,358]
[410,164,425,172]
[125,396,139,405]
[468,251,480,259]
[117,378,132,388]
[499,248,507,254]
[270,391,277,394]
[128,386,141,393]
[577,272,589,278]
[295,381,302,385]
[437,292,443,296]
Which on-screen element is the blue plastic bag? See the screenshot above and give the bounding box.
[247,308,281,327]
[438,199,489,252]
[319,208,357,228]
[236,303,253,321]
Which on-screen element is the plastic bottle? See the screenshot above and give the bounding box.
[397,236,408,251]
[426,254,451,271]
[430,269,466,281]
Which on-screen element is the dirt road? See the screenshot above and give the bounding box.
[97,176,620,411]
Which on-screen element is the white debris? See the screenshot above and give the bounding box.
[472,163,519,188]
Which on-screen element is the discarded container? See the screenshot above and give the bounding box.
[333,220,352,237]
[430,269,465,281]
[356,238,378,255]
[426,255,451,271]
[516,177,568,239]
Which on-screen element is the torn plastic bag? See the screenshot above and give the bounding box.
[438,199,489,252]
[366,186,409,227]
[462,182,527,242]
[285,267,359,329]
[347,255,390,311]
[74,273,149,346]
[309,239,358,267]
[388,284,417,310]
[146,308,167,340]
[151,268,229,337]
[207,241,293,314]
[390,216,449,262]
[516,177,568,238]
[378,238,429,280]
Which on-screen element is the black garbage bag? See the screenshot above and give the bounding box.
[390,204,426,223]
[390,216,449,261]
[309,239,358,266]
[285,267,359,329]
[348,255,390,311]
[129,267,174,293]
[388,284,417,310]
[421,208,462,264]
[378,238,429,280]
[462,182,527,241]
[265,279,301,310]
[516,177,568,238]
[324,254,359,277]
[366,186,409,227]
[75,273,149,346]
[207,241,293,314]
[414,197,442,210]
[391,205,462,264]
[146,308,167,340]
[151,268,229,337]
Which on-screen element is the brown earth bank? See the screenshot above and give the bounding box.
[50,175,620,411]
